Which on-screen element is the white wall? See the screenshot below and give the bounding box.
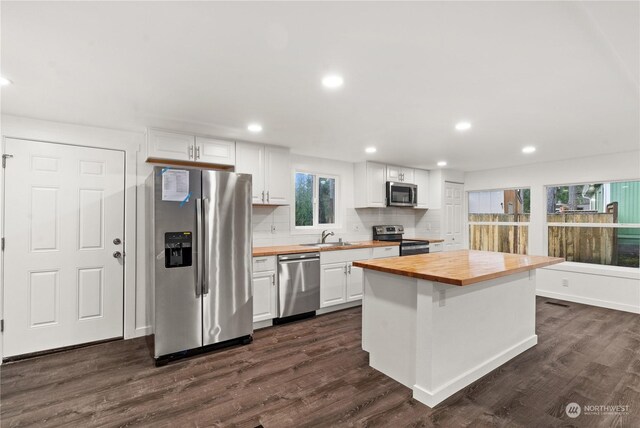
[465,151,640,313]
[0,117,443,352]
[252,154,441,246]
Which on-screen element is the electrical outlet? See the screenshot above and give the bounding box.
[271,225,277,233]
[562,278,569,287]
[353,224,360,232]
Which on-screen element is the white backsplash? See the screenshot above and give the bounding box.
[252,206,441,247]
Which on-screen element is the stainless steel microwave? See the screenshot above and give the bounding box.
[386,181,417,207]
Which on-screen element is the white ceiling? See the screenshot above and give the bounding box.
[1,1,639,171]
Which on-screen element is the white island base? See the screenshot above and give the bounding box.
[362,269,537,408]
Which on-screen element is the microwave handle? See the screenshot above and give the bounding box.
[412,187,417,205]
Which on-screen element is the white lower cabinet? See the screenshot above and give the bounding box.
[346,263,363,301]
[252,256,277,323]
[320,246,398,309]
[320,262,348,308]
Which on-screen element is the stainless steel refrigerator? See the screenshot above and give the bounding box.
[146,166,253,364]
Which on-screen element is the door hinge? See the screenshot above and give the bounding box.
[2,154,13,168]
[1,237,4,251]
[1,319,4,332]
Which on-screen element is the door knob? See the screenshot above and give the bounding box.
[113,251,122,259]
[113,238,122,245]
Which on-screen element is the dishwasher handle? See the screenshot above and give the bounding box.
[278,252,320,262]
[279,258,320,265]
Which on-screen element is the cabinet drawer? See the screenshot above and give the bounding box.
[371,246,399,258]
[430,243,443,253]
[253,256,276,272]
[321,248,371,265]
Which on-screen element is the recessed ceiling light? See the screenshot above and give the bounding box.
[455,121,471,131]
[365,147,377,154]
[322,74,344,89]
[522,146,536,154]
[0,77,12,86]
[437,161,447,167]
[247,123,263,133]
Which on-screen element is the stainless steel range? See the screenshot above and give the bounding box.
[373,225,430,256]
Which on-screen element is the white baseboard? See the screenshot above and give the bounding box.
[253,319,273,330]
[132,326,152,338]
[412,335,538,408]
[317,300,361,315]
[536,290,640,314]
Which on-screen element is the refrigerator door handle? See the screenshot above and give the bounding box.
[202,197,210,295]
[196,198,203,297]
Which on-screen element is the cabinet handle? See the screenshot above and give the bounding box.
[271,275,275,286]
[344,265,348,274]
[261,191,265,203]
[196,146,200,159]
[255,258,267,263]
[266,191,270,203]
[189,146,194,159]
[348,265,352,274]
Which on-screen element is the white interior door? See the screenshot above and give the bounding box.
[3,138,125,358]
[444,182,464,251]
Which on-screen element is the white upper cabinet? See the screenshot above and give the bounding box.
[147,129,235,165]
[265,146,290,205]
[148,129,195,161]
[195,137,235,165]
[236,142,290,205]
[414,168,429,209]
[235,142,265,204]
[354,161,387,208]
[386,165,414,183]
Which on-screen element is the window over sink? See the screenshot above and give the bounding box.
[294,171,339,229]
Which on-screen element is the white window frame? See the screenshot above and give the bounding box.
[467,187,531,254]
[544,180,640,269]
[292,170,340,232]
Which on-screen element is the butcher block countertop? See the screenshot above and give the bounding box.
[253,240,400,257]
[353,250,564,286]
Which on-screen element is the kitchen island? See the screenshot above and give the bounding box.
[353,250,563,408]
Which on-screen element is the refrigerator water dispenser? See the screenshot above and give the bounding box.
[164,232,192,268]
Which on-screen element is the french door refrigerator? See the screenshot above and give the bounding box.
[147,166,253,364]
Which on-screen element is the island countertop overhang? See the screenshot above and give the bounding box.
[353,250,564,286]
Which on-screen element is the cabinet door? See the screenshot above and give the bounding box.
[265,146,290,205]
[346,263,363,301]
[401,167,415,184]
[444,182,464,251]
[320,263,347,308]
[253,271,277,322]
[195,137,235,166]
[414,169,429,209]
[148,129,194,161]
[386,165,401,181]
[367,162,387,207]
[235,142,265,204]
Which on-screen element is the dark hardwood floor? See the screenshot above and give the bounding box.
[1,297,639,427]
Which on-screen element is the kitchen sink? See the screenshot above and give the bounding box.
[300,242,354,247]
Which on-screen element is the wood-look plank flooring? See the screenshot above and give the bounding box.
[1,297,639,427]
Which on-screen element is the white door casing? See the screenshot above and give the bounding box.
[444,182,464,251]
[3,139,125,357]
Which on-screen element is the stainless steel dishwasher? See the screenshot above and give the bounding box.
[277,252,320,320]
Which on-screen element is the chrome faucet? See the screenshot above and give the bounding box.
[321,230,335,243]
